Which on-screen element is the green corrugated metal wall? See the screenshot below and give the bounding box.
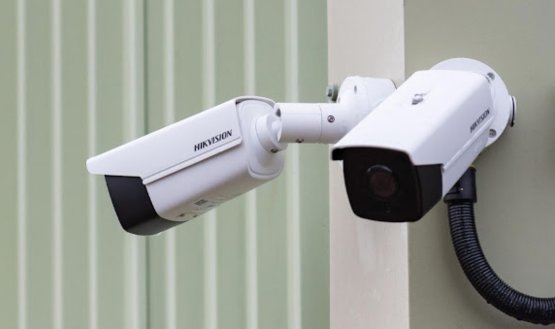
[0,0,329,328]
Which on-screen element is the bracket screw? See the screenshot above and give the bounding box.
[411,93,425,105]
[326,84,339,102]
[327,115,335,123]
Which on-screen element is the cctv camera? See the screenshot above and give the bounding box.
[87,97,283,235]
[87,77,395,235]
[332,58,515,222]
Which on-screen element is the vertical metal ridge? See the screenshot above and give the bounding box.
[285,0,299,101]
[164,231,177,329]
[51,0,63,328]
[125,237,141,329]
[16,0,27,328]
[123,0,139,142]
[163,0,175,125]
[243,1,258,328]
[123,1,143,329]
[243,0,255,94]
[204,212,218,329]
[163,1,177,328]
[86,1,98,328]
[202,0,217,328]
[285,0,301,328]
[286,145,302,329]
[245,192,258,329]
[202,0,215,106]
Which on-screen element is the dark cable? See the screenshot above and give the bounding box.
[444,167,555,325]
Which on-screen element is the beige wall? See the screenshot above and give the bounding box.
[330,0,555,328]
[328,1,408,328]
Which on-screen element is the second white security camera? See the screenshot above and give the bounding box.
[332,58,515,222]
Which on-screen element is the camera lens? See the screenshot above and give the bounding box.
[366,165,398,199]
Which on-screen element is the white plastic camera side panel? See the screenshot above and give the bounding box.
[334,70,493,164]
[86,99,243,181]
[145,99,285,221]
[86,97,281,185]
[146,142,281,220]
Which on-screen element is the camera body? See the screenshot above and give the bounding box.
[332,58,515,222]
[87,97,285,235]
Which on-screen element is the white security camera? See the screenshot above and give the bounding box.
[86,77,395,235]
[332,58,516,222]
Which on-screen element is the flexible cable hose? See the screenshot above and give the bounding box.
[447,190,555,325]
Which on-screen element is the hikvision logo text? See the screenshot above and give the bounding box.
[194,130,233,152]
[470,109,490,133]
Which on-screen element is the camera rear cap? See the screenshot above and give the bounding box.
[432,58,516,147]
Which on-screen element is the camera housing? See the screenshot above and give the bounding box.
[332,58,515,222]
[87,97,285,235]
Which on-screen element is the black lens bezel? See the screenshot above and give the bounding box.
[333,147,442,222]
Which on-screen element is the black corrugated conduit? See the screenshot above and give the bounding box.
[443,167,555,325]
